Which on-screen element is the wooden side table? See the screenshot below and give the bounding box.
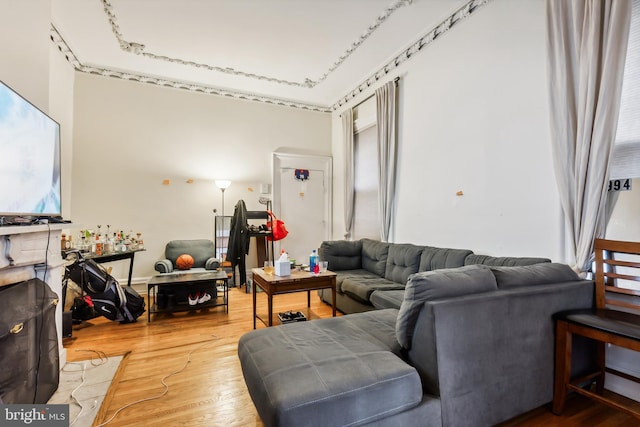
[251,268,336,328]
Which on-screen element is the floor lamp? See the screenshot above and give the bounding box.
[215,180,231,261]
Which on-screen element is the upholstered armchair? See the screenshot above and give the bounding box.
[154,239,220,274]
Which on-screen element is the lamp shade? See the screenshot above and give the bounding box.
[215,180,231,190]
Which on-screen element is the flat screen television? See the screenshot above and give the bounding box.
[0,80,62,222]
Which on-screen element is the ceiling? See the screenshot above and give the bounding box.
[50,0,483,112]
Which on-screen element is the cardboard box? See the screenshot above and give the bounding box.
[275,260,291,276]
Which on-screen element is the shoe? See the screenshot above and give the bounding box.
[188,292,200,306]
[197,292,211,304]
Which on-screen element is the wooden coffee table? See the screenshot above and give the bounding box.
[251,268,336,328]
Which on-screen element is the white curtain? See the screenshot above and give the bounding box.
[342,108,355,240]
[547,0,632,273]
[375,81,398,242]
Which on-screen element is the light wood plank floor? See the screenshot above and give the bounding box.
[63,286,639,427]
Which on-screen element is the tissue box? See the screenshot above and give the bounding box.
[275,260,291,276]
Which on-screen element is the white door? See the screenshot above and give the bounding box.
[272,152,332,265]
[279,168,325,264]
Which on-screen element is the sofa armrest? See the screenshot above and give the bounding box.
[205,257,221,270]
[407,280,594,426]
[319,240,363,271]
[155,259,174,274]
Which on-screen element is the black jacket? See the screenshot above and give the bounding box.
[226,199,249,267]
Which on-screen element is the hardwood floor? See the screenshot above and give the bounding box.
[63,286,639,427]
[500,390,640,427]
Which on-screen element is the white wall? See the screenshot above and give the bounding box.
[49,44,75,222]
[71,74,331,282]
[332,0,563,260]
[0,0,51,111]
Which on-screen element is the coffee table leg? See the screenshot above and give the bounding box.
[268,294,273,327]
[332,287,336,317]
[253,277,257,329]
[307,290,311,308]
[148,284,153,323]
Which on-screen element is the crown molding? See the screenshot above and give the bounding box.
[101,0,412,89]
[50,0,490,114]
[331,0,492,111]
[50,25,332,113]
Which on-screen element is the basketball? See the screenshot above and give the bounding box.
[176,254,194,270]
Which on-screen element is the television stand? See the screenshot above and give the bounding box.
[41,216,72,224]
[0,216,70,226]
[0,216,39,226]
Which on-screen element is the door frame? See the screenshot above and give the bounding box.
[272,151,333,245]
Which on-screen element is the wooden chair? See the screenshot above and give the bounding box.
[553,238,640,418]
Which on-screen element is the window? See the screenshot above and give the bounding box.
[607,0,640,243]
[352,97,379,240]
[611,0,640,179]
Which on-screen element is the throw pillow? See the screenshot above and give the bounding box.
[396,264,498,349]
[490,263,580,288]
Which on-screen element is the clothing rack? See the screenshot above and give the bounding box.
[247,210,275,266]
[226,199,276,293]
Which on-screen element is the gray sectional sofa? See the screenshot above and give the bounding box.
[317,238,552,314]
[238,239,595,426]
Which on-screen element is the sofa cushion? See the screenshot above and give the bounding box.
[465,254,551,266]
[362,239,389,276]
[385,243,423,284]
[418,246,473,272]
[491,263,579,288]
[396,264,498,349]
[238,310,423,427]
[332,269,381,293]
[370,289,405,310]
[342,277,405,305]
[319,240,363,271]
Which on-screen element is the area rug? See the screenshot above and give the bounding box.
[48,353,125,427]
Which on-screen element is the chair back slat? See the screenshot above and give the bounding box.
[605,286,640,297]
[604,259,640,269]
[605,299,640,311]
[594,238,640,311]
[604,273,640,286]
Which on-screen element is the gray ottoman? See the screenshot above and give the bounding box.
[238,310,434,427]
